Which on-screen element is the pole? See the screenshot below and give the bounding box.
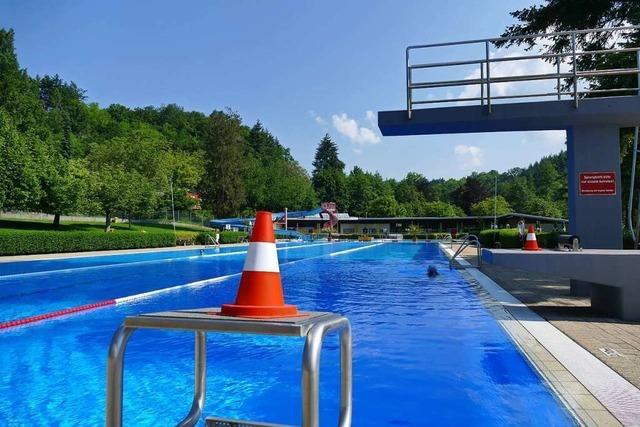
[285,207,288,231]
[493,175,498,229]
[170,179,176,239]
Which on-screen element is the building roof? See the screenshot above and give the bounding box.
[288,212,567,223]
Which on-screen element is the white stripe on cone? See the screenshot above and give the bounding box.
[243,242,280,272]
[526,233,537,241]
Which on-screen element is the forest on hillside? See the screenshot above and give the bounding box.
[0,27,573,231]
[3,1,640,231]
[0,27,575,230]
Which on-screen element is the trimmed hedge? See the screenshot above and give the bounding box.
[0,229,176,256]
[478,228,560,249]
[195,231,248,245]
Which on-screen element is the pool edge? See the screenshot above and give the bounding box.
[440,243,634,427]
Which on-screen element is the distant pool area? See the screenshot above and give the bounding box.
[0,242,574,425]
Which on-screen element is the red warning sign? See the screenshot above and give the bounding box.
[579,172,616,196]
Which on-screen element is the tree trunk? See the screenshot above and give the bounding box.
[53,213,61,229]
[105,211,112,232]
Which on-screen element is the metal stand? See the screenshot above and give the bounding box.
[106,308,352,427]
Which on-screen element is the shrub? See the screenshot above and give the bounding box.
[478,228,560,249]
[175,231,200,245]
[0,229,176,256]
[195,231,248,245]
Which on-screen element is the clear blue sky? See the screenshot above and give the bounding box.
[0,0,564,180]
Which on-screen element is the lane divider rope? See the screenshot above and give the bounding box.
[0,242,384,331]
[0,299,115,330]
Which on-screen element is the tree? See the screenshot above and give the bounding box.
[311,134,348,209]
[244,122,317,212]
[470,196,512,217]
[88,126,171,230]
[500,1,640,96]
[422,201,465,217]
[199,111,247,217]
[37,75,88,227]
[368,194,399,217]
[347,166,376,217]
[454,176,489,214]
[312,133,345,172]
[0,110,41,210]
[89,166,153,231]
[0,29,44,132]
[524,196,564,218]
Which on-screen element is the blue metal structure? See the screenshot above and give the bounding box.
[379,26,640,249]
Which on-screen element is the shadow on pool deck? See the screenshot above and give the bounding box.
[454,245,640,391]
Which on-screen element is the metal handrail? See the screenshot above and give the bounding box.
[204,233,220,249]
[106,310,352,427]
[406,25,640,118]
[449,234,482,270]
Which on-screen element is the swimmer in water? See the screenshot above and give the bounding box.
[427,265,439,277]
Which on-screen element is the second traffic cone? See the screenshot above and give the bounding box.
[522,225,541,251]
[220,211,299,318]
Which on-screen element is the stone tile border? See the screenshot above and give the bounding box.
[442,244,640,426]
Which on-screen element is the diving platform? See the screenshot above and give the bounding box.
[378,96,640,136]
[378,26,640,249]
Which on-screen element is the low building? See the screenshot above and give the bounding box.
[286,212,567,235]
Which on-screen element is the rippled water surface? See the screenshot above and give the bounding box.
[0,242,574,426]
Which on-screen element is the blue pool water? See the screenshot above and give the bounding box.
[0,242,574,426]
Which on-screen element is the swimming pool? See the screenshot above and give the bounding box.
[0,242,574,425]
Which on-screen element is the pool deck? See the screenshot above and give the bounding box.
[447,243,640,426]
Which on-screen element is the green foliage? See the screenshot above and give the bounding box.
[244,122,317,211]
[0,228,176,256]
[405,224,423,238]
[196,231,247,244]
[312,134,348,208]
[368,194,399,217]
[0,110,41,209]
[470,196,512,217]
[478,228,560,249]
[0,24,576,252]
[422,201,465,217]
[200,111,247,217]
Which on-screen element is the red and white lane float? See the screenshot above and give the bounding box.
[220,210,300,318]
[0,299,116,330]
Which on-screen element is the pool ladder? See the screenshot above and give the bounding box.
[449,234,482,269]
[200,234,220,255]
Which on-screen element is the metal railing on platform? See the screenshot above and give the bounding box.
[406,25,640,118]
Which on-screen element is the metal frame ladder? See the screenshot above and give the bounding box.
[449,234,482,269]
[106,308,352,427]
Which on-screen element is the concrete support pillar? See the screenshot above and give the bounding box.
[566,125,623,249]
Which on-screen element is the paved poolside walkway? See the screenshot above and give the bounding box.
[454,245,640,390]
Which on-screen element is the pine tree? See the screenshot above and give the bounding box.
[311,134,348,209]
[312,134,345,172]
[199,111,247,217]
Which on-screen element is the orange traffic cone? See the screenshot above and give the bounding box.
[220,211,300,318]
[522,225,541,251]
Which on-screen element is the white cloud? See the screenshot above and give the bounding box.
[331,112,381,145]
[365,110,377,127]
[309,110,327,126]
[458,48,574,102]
[520,130,566,150]
[454,144,483,169]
